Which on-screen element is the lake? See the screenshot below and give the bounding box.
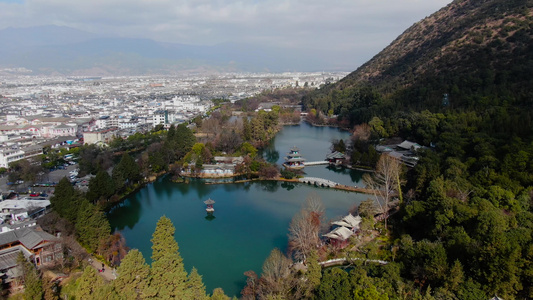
[108,122,368,297]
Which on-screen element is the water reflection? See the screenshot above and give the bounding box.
[107,194,142,231]
[205,213,216,221]
[263,148,280,163]
[280,181,296,191]
[257,180,279,192]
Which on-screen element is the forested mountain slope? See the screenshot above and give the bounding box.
[299,1,533,299]
[304,0,533,132]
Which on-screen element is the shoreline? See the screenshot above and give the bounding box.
[106,121,368,210]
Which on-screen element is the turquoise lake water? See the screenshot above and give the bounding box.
[108,122,368,297]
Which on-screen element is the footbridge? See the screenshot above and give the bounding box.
[299,177,339,188]
[305,161,329,166]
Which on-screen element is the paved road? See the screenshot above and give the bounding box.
[0,164,79,195]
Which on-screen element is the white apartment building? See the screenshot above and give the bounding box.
[0,148,24,168]
[152,110,168,127]
[119,119,139,129]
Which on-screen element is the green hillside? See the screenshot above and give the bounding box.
[299,1,533,299]
[304,0,533,135]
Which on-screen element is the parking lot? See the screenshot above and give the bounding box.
[0,163,79,196]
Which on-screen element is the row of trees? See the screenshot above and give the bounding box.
[72,216,232,300]
[50,177,111,254]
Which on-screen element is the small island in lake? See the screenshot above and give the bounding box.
[283,146,306,170]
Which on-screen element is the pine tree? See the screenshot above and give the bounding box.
[43,277,59,300]
[187,267,208,300]
[113,152,140,191]
[167,124,176,144]
[175,124,196,158]
[87,170,115,202]
[76,266,104,300]
[145,216,189,299]
[303,249,322,297]
[210,288,230,300]
[17,253,43,300]
[112,161,126,192]
[242,118,252,141]
[76,200,111,253]
[114,249,150,299]
[50,177,80,222]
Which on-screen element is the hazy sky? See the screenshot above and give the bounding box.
[0,0,453,70]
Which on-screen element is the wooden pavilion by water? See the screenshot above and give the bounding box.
[204,198,215,212]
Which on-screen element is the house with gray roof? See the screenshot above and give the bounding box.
[0,227,62,287]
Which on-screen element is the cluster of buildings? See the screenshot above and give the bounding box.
[0,195,60,287]
[0,72,346,168]
[376,140,423,167]
[323,214,362,249]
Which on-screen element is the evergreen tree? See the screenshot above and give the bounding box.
[43,276,59,300]
[112,163,126,192]
[17,253,43,300]
[315,268,350,300]
[175,124,196,158]
[350,269,388,300]
[114,249,150,299]
[303,249,322,297]
[167,124,176,144]
[113,152,140,191]
[94,284,121,300]
[87,170,115,202]
[145,216,189,299]
[187,267,208,300]
[76,200,111,253]
[50,177,80,223]
[75,266,104,300]
[210,288,230,300]
[241,117,252,141]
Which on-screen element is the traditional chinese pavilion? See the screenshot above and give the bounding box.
[283,146,306,170]
[204,198,215,212]
[326,151,345,165]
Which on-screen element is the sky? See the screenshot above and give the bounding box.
[0,0,453,70]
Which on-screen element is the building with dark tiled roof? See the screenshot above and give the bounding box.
[0,227,62,286]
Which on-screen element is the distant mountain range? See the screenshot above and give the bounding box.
[0,25,343,75]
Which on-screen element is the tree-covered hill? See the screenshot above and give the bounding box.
[304,0,533,131]
[297,1,533,299]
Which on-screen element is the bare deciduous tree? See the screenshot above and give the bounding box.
[363,154,402,228]
[288,193,325,262]
[352,123,371,141]
[259,248,292,298]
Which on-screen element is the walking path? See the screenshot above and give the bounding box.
[88,256,116,281]
[319,257,388,267]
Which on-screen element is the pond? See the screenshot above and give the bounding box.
[108,122,368,297]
